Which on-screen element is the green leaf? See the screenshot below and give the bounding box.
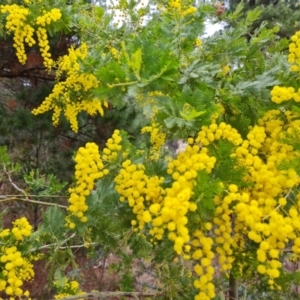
[139,64,170,87]
[227,2,245,22]
[180,103,206,120]
[245,7,262,24]
[40,206,66,238]
[0,146,10,164]
[94,7,104,18]
[164,116,185,128]
[130,48,142,77]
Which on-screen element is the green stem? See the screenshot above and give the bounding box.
[107,80,138,88]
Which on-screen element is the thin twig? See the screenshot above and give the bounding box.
[29,233,76,253]
[2,164,68,208]
[50,291,159,300]
[57,243,96,250]
[262,188,292,221]
[0,196,67,209]
[0,194,68,198]
[3,164,29,198]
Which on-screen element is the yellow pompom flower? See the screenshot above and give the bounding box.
[141,122,166,160]
[66,142,107,227]
[32,43,107,132]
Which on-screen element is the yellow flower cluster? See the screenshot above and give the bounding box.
[148,91,163,97]
[167,0,197,17]
[0,4,34,64]
[169,0,181,10]
[36,8,62,68]
[54,278,83,299]
[164,142,216,255]
[193,231,215,300]
[114,130,218,299]
[222,65,230,76]
[182,6,197,16]
[0,217,36,299]
[196,122,243,147]
[213,186,237,273]
[210,103,225,123]
[102,129,122,161]
[270,86,300,103]
[186,124,241,299]
[0,4,62,66]
[0,217,32,242]
[67,142,108,228]
[115,159,165,234]
[182,124,243,296]
[117,110,300,297]
[36,8,61,26]
[32,44,107,132]
[270,31,300,103]
[226,109,300,289]
[11,217,32,241]
[141,122,166,160]
[288,30,300,72]
[195,38,202,48]
[109,47,120,60]
[36,27,53,69]
[0,246,33,299]
[136,91,163,107]
[186,118,295,294]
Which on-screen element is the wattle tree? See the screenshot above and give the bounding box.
[0,1,300,300]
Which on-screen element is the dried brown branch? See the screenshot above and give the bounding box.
[2,165,68,208]
[51,291,159,300]
[0,196,67,209]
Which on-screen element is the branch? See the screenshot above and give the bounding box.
[0,196,67,209]
[3,164,28,198]
[229,270,238,300]
[29,233,76,253]
[51,291,159,300]
[0,67,56,81]
[107,80,138,88]
[262,188,292,221]
[2,165,68,208]
[0,194,67,198]
[58,243,96,250]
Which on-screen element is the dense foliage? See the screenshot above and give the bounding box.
[1,1,300,300]
[228,0,300,38]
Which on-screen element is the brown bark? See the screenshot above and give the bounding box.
[229,271,238,300]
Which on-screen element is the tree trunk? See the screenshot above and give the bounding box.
[229,271,238,300]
